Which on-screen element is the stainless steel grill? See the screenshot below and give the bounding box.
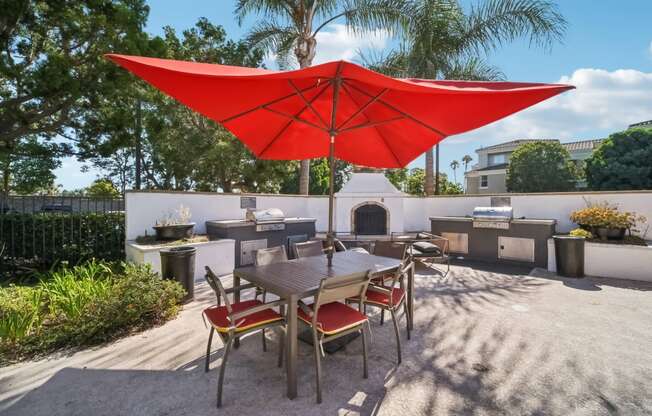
[472,206,513,230]
[246,208,286,231]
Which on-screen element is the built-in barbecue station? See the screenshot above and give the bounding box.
[430,204,555,267]
[206,208,316,266]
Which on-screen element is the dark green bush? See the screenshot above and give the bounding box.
[0,212,125,268]
[0,260,185,364]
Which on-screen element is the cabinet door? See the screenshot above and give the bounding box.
[240,239,268,265]
[441,232,469,254]
[498,237,535,262]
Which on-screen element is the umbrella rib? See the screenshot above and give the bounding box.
[346,83,447,137]
[341,84,402,166]
[219,80,325,124]
[339,115,405,133]
[288,80,329,129]
[336,88,388,131]
[258,82,333,157]
[262,107,328,132]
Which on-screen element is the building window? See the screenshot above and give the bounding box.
[480,175,488,188]
[488,153,508,166]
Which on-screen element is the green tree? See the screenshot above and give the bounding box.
[0,137,60,194]
[0,0,148,194]
[369,0,566,196]
[506,141,576,192]
[586,128,652,190]
[86,179,121,197]
[236,0,404,195]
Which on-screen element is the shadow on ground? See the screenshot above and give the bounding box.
[2,263,651,415]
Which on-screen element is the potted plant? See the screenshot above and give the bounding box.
[570,202,645,241]
[153,205,195,240]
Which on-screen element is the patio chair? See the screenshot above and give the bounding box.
[253,245,289,353]
[297,270,373,404]
[322,238,370,254]
[371,241,409,326]
[348,259,414,364]
[409,232,450,276]
[203,266,286,408]
[293,240,325,258]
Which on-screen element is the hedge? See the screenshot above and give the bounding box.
[0,212,125,268]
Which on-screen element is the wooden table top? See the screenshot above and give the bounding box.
[234,251,401,298]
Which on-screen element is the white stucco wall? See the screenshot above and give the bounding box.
[547,239,652,282]
[126,190,652,241]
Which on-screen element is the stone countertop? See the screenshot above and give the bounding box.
[205,217,317,228]
[429,216,557,225]
[126,237,234,252]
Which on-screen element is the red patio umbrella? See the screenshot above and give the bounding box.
[106,54,573,265]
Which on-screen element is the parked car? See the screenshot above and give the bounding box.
[41,204,73,213]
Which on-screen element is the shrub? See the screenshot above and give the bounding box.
[0,260,184,364]
[570,202,646,230]
[569,228,592,238]
[506,141,577,193]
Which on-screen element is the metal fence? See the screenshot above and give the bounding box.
[0,196,125,270]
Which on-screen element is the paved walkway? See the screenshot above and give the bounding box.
[1,263,651,415]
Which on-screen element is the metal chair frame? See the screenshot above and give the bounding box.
[204,266,286,408]
[298,270,372,404]
[349,259,414,364]
[293,240,326,258]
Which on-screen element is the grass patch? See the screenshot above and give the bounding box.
[0,259,185,365]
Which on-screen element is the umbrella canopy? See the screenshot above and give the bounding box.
[106,54,573,264]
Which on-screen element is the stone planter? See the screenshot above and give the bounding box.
[153,223,195,240]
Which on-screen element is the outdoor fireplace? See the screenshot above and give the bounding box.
[352,202,389,235]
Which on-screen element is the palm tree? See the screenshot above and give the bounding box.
[235,0,405,194]
[450,159,460,183]
[371,0,566,195]
[462,154,473,171]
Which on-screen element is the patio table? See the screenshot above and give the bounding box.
[233,250,413,399]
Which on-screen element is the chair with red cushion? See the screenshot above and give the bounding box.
[297,270,372,404]
[370,241,408,326]
[203,266,285,408]
[349,259,414,364]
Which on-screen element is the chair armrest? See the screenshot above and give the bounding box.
[367,284,392,296]
[222,283,257,295]
[230,299,286,322]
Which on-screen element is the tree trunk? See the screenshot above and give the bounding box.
[425,147,434,196]
[2,163,9,196]
[435,144,440,195]
[134,98,142,190]
[296,37,316,195]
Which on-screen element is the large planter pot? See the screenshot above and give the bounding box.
[153,223,195,241]
[160,246,196,303]
[595,227,626,241]
[553,235,585,278]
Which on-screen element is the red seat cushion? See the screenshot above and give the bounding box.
[203,300,283,333]
[298,302,368,335]
[363,287,405,308]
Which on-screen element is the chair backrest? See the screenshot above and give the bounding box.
[204,266,231,312]
[294,240,324,258]
[254,245,288,266]
[313,270,371,321]
[373,240,407,260]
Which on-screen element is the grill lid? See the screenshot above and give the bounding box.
[472,206,513,221]
[246,208,285,223]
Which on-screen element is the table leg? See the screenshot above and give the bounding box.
[286,295,298,399]
[408,265,414,331]
[233,274,241,349]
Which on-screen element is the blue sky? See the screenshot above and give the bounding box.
[55,0,652,189]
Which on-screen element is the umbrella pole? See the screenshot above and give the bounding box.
[327,135,335,267]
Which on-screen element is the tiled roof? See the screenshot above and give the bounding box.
[476,139,557,152]
[629,120,652,128]
[562,139,604,152]
[476,163,508,171]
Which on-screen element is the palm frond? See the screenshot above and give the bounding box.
[245,21,298,57]
[463,0,567,53]
[441,56,506,81]
[235,0,294,25]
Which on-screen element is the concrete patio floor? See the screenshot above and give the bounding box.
[1,262,651,416]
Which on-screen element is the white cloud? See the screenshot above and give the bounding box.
[264,23,390,68]
[449,68,652,146]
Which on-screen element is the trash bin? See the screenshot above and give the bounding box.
[553,236,585,278]
[160,246,196,302]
